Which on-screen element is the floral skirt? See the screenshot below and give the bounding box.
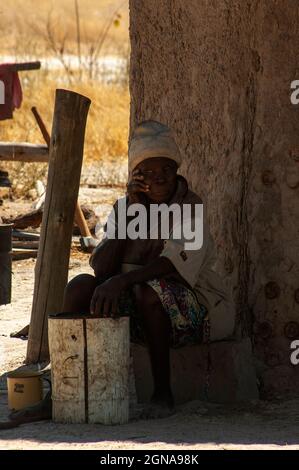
[117,278,208,348]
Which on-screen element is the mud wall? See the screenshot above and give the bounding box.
[129,0,299,397]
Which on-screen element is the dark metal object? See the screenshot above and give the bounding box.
[0,223,12,252]
[0,170,11,188]
[79,236,99,252]
[0,224,13,305]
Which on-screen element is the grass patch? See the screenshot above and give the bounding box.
[0,1,130,197]
[0,71,129,196]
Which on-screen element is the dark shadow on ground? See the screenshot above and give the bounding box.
[0,393,299,448]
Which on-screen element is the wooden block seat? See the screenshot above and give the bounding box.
[131,337,259,404]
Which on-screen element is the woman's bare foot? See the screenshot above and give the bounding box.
[140,388,175,419]
[151,388,174,408]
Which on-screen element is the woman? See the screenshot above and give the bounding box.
[62,120,236,418]
[3,120,235,427]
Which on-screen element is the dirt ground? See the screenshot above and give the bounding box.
[1,191,299,450]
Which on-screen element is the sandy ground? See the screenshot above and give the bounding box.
[1,190,299,450]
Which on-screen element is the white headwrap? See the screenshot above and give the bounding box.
[128,120,182,172]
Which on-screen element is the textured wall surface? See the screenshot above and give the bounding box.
[129,0,299,397]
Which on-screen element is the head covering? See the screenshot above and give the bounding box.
[128,120,182,172]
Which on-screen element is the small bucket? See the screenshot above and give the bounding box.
[7,370,46,410]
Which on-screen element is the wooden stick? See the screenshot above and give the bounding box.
[8,61,41,72]
[26,89,91,363]
[31,107,50,147]
[0,142,48,162]
[74,203,92,237]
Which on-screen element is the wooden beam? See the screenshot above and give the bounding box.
[4,208,43,230]
[26,89,91,364]
[12,230,40,241]
[12,249,38,261]
[12,241,39,249]
[0,142,48,162]
[8,61,41,72]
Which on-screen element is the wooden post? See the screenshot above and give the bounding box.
[48,316,130,424]
[31,106,92,240]
[26,89,91,363]
[0,224,12,305]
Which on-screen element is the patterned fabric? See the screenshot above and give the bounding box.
[117,278,208,348]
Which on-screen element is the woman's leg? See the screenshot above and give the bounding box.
[134,283,174,409]
[62,273,98,314]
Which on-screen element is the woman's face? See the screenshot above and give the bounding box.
[136,157,178,203]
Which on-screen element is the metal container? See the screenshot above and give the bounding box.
[7,370,44,410]
[0,223,13,305]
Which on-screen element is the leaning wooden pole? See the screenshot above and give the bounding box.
[26,89,91,363]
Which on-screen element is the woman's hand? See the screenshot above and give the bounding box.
[90,274,128,318]
[126,168,150,204]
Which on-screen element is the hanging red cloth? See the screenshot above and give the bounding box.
[0,64,23,120]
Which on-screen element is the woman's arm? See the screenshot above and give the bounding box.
[89,238,126,281]
[119,256,189,288]
[90,256,189,316]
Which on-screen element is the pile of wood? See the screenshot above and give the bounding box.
[11,230,40,261]
[2,204,97,260]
